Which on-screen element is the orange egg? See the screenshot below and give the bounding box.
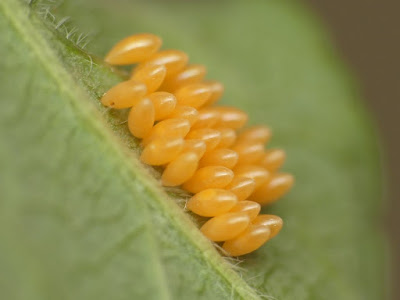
[231,143,265,165]
[199,148,238,169]
[215,128,237,148]
[175,83,212,108]
[131,63,166,94]
[140,137,184,166]
[161,64,206,91]
[250,173,294,205]
[213,106,248,129]
[222,224,271,256]
[203,81,224,106]
[252,214,283,238]
[191,108,219,129]
[100,80,147,109]
[182,139,207,158]
[187,189,238,217]
[186,129,221,152]
[167,106,199,126]
[225,176,256,201]
[259,149,286,172]
[236,125,272,145]
[142,118,190,146]
[104,33,162,65]
[127,98,155,138]
[228,201,261,221]
[148,92,177,120]
[182,166,234,193]
[161,152,199,186]
[200,212,250,241]
[141,49,188,77]
[233,165,270,189]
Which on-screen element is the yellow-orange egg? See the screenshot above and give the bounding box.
[200,212,250,241]
[250,173,294,205]
[186,129,221,152]
[252,214,283,238]
[161,64,206,91]
[161,152,199,186]
[228,200,261,221]
[231,143,265,165]
[199,148,238,169]
[104,33,162,65]
[100,80,147,109]
[175,83,212,108]
[127,98,155,138]
[225,176,256,201]
[236,125,272,145]
[187,189,238,217]
[215,128,237,148]
[203,81,224,106]
[213,106,248,129]
[182,166,234,193]
[148,92,177,120]
[191,108,219,129]
[259,149,286,172]
[140,137,184,166]
[141,49,188,77]
[233,165,270,189]
[182,139,207,158]
[222,224,271,256]
[142,118,190,146]
[167,106,199,126]
[131,63,166,94]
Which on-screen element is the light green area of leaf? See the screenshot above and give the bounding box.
[0,0,386,299]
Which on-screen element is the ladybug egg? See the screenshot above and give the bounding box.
[186,128,222,152]
[250,173,294,205]
[200,212,250,242]
[140,137,184,166]
[182,166,234,193]
[228,201,261,221]
[225,176,256,201]
[199,148,239,169]
[161,64,206,91]
[100,80,147,109]
[142,49,188,77]
[252,214,283,239]
[142,118,191,146]
[148,92,177,121]
[131,63,167,94]
[128,98,155,138]
[161,152,199,186]
[187,189,238,217]
[105,33,162,65]
[175,83,212,108]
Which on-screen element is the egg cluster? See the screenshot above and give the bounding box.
[101,33,294,256]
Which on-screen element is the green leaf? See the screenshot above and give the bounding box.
[0,0,386,299]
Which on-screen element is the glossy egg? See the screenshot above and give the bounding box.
[228,200,261,221]
[167,106,199,126]
[252,214,283,238]
[186,129,221,152]
[182,139,207,158]
[222,224,271,256]
[182,166,234,193]
[250,173,294,205]
[199,148,239,169]
[187,189,238,217]
[225,176,256,201]
[162,152,199,186]
[142,118,190,146]
[259,149,286,172]
[148,92,177,120]
[131,63,166,94]
[142,49,188,77]
[213,106,248,129]
[203,81,224,106]
[101,80,147,109]
[127,98,155,138]
[104,33,162,65]
[161,64,206,91]
[200,212,250,241]
[215,128,237,148]
[236,125,272,145]
[232,143,265,165]
[175,83,212,108]
[140,137,184,166]
[233,165,270,189]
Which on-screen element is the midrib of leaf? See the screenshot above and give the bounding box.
[0,0,262,299]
